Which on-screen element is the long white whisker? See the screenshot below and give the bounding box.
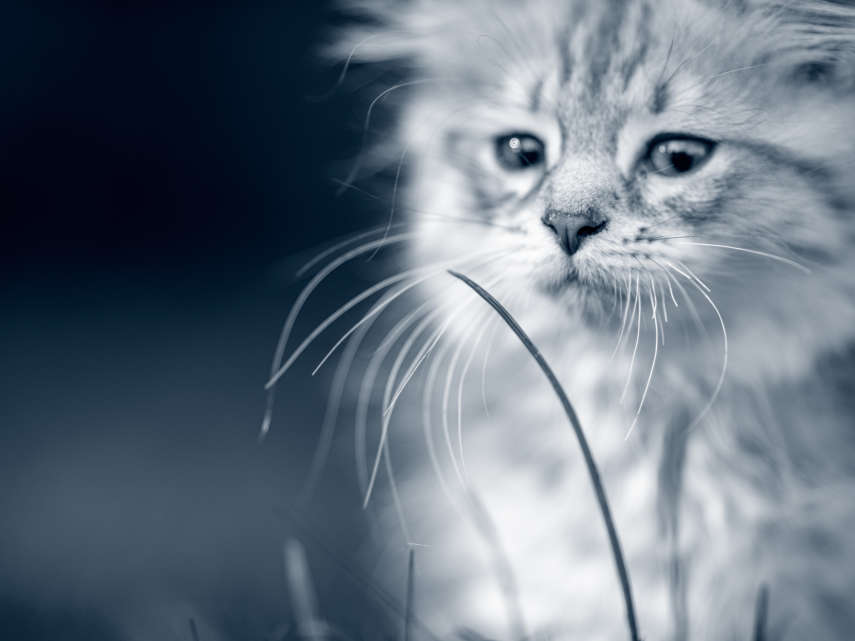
[620,275,642,404]
[423,334,459,507]
[261,233,415,438]
[299,294,380,503]
[674,269,729,432]
[665,269,678,308]
[658,261,709,340]
[611,273,633,360]
[626,283,659,439]
[615,273,640,358]
[364,79,436,134]
[355,303,439,494]
[457,313,493,480]
[673,260,710,293]
[296,224,407,279]
[311,249,507,376]
[674,241,812,274]
[367,145,410,262]
[364,277,496,507]
[382,310,461,420]
[441,313,488,488]
[336,79,436,196]
[274,265,438,387]
[380,270,505,428]
[307,33,381,101]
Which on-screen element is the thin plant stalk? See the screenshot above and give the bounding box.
[447,269,641,641]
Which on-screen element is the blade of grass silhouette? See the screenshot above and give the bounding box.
[752,584,769,641]
[277,507,443,641]
[284,539,325,640]
[403,547,415,641]
[447,269,641,641]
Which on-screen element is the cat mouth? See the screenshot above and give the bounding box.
[540,264,582,294]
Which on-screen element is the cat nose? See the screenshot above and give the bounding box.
[541,207,609,255]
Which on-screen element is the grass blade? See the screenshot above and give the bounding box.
[447,269,641,641]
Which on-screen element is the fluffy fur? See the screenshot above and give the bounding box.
[324,1,855,639]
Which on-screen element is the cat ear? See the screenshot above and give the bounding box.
[755,0,855,88]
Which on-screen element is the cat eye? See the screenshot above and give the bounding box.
[645,135,716,176]
[495,133,545,171]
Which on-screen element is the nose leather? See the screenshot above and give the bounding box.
[541,207,608,255]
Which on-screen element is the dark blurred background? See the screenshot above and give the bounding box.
[0,3,392,639]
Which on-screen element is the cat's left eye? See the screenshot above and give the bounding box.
[495,133,546,171]
[645,134,716,177]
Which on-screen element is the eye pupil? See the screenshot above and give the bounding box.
[647,135,715,177]
[670,151,694,172]
[495,133,545,171]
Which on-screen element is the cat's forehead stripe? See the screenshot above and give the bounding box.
[558,0,658,111]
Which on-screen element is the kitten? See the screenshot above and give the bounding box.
[306,1,855,639]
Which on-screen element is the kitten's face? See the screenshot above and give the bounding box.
[354,0,855,377]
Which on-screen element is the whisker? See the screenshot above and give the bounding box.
[441,311,490,487]
[306,33,381,102]
[626,282,659,439]
[457,314,494,480]
[620,275,643,404]
[664,268,679,308]
[355,303,439,494]
[296,223,409,279]
[368,145,410,261]
[382,269,503,423]
[276,267,434,387]
[669,266,729,431]
[610,273,634,361]
[674,241,812,274]
[272,268,426,389]
[674,260,711,293]
[336,78,437,197]
[300,274,434,502]
[261,232,416,439]
[382,308,463,420]
[311,249,506,376]
[357,304,442,499]
[423,331,460,506]
[299,299,375,504]
[655,260,709,340]
[365,79,436,135]
[365,274,500,507]
[623,273,641,351]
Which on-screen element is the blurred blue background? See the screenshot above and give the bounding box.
[0,3,393,639]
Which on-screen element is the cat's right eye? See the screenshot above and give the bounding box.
[495,133,546,171]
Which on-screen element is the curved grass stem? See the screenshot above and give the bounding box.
[447,269,641,641]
